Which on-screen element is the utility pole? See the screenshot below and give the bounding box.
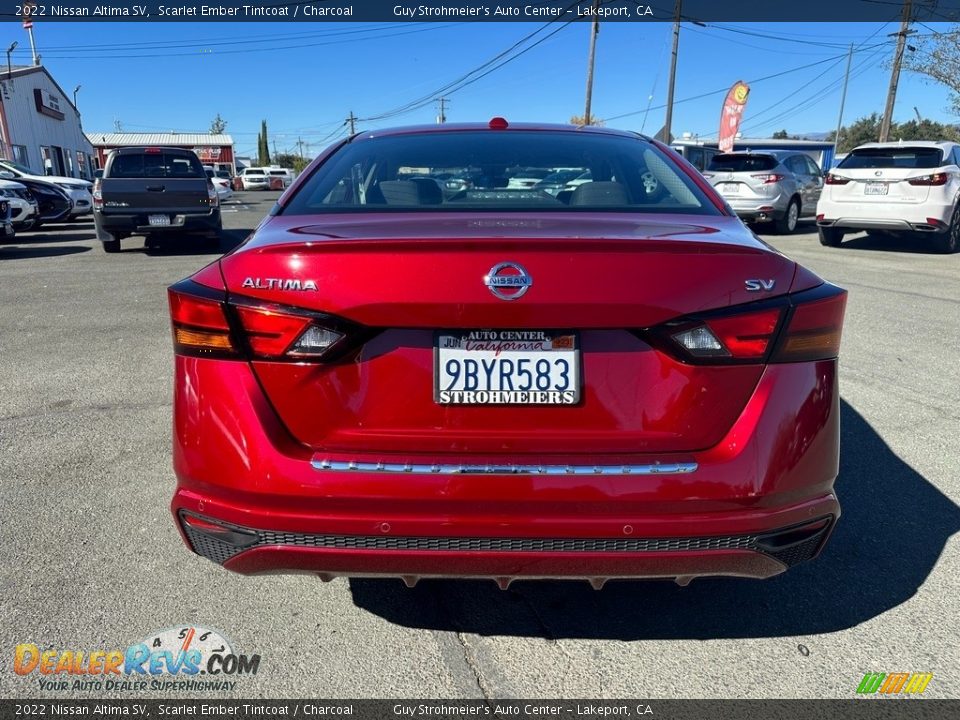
[436,97,448,124]
[663,0,682,143]
[297,136,304,161]
[833,43,854,154]
[879,0,914,142]
[347,111,357,134]
[583,0,600,125]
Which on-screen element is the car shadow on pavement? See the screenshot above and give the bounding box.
[0,245,90,260]
[349,400,960,639]
[10,231,97,244]
[839,231,947,254]
[141,228,251,256]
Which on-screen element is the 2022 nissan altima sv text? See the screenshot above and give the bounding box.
[168,121,847,587]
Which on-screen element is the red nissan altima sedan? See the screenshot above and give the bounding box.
[168,121,846,587]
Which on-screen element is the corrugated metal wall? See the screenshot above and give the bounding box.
[0,68,94,178]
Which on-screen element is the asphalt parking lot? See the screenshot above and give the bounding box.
[1,191,957,699]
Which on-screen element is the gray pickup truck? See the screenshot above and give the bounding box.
[93,147,222,253]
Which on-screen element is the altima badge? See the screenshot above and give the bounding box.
[484,262,532,300]
[242,277,318,291]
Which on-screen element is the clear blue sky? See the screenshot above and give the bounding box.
[13,20,954,157]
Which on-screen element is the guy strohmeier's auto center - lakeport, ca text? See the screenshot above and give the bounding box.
[30,3,648,18]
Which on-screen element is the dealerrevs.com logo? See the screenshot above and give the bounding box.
[856,672,933,696]
[14,626,260,692]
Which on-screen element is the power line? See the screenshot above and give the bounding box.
[357,5,580,124]
[601,51,862,123]
[733,21,894,136]
[13,23,458,60]
[737,46,888,136]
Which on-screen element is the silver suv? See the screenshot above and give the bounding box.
[705,151,824,233]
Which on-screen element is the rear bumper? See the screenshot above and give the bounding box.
[171,356,842,583]
[817,198,953,233]
[724,193,790,222]
[95,208,221,239]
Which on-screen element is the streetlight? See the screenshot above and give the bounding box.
[6,41,18,80]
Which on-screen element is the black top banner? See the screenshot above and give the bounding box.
[3,0,960,23]
[0,700,955,719]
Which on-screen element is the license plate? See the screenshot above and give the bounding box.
[435,330,579,405]
[148,214,171,226]
[721,183,739,194]
[864,182,889,196]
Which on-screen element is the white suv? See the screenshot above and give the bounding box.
[816,141,959,253]
[239,167,270,190]
[266,167,295,188]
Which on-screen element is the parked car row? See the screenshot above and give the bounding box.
[662,140,959,253]
[239,166,295,190]
[0,159,95,239]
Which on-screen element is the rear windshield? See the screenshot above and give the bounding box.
[281,131,720,216]
[269,170,289,176]
[839,147,943,169]
[707,154,778,172]
[108,152,205,179]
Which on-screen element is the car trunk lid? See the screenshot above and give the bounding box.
[217,214,797,455]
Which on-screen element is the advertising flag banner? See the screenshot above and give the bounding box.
[718,81,751,152]
[22,1,36,28]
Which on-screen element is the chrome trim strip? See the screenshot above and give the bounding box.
[310,459,697,476]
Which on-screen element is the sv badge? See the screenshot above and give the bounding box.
[745,279,776,292]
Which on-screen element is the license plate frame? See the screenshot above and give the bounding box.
[864,182,889,196]
[434,330,580,405]
[721,182,740,194]
[148,214,171,227]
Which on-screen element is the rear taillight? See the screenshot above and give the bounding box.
[206,180,219,207]
[824,174,850,185]
[168,280,357,362]
[907,173,949,186]
[92,179,102,210]
[669,307,783,361]
[168,283,238,358]
[751,173,785,184]
[647,284,847,365]
[770,286,847,362]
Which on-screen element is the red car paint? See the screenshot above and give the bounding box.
[169,123,846,585]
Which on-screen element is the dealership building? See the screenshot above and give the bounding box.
[0,65,95,178]
[88,132,236,175]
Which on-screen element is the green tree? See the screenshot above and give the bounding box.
[890,118,960,144]
[257,120,271,166]
[272,153,298,170]
[827,113,882,153]
[569,114,604,126]
[209,113,227,134]
[772,129,790,139]
[828,113,960,153]
[903,25,960,116]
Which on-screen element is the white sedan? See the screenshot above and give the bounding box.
[816,141,959,253]
[206,170,233,201]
